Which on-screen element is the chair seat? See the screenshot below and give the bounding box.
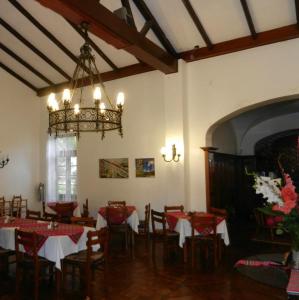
[64,250,104,264]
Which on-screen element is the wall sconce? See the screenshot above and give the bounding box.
[160,144,181,162]
[0,152,9,169]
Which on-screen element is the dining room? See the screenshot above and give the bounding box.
[1,0,299,299]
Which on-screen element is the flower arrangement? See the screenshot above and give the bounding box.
[249,169,299,250]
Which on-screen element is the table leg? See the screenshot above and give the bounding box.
[183,243,188,263]
[55,268,62,299]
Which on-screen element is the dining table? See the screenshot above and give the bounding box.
[47,201,81,217]
[0,216,98,297]
[96,205,139,233]
[165,211,230,262]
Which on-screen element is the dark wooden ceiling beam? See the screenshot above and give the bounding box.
[0,18,71,80]
[66,20,118,70]
[140,21,154,36]
[180,24,299,62]
[37,63,155,97]
[295,0,299,25]
[35,0,177,74]
[8,0,86,69]
[0,61,38,92]
[181,0,213,49]
[132,0,178,58]
[121,0,136,29]
[0,42,54,85]
[240,0,257,39]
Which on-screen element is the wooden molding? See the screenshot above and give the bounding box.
[37,63,155,97]
[35,0,178,74]
[181,24,299,62]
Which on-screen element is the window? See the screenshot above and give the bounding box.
[47,136,77,202]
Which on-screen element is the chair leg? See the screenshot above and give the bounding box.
[15,264,21,299]
[34,264,40,300]
[85,265,91,300]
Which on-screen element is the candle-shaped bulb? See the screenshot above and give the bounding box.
[62,89,71,103]
[93,87,101,101]
[52,99,59,111]
[74,104,80,115]
[116,92,125,106]
[100,102,106,114]
[47,93,55,108]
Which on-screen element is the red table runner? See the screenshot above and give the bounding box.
[287,269,299,295]
[165,212,224,235]
[47,201,78,214]
[99,206,135,224]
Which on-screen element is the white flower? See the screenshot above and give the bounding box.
[254,176,283,205]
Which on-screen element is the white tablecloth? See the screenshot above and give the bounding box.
[96,210,139,233]
[174,218,230,247]
[0,224,96,270]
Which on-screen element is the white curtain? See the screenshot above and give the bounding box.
[46,136,77,202]
[46,136,57,202]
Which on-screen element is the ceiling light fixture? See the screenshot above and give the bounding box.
[47,22,125,140]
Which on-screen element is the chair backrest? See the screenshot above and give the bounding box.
[26,210,41,220]
[151,209,166,235]
[11,195,22,217]
[106,206,128,226]
[190,214,217,238]
[0,197,5,216]
[144,203,151,233]
[82,198,89,217]
[55,202,74,217]
[71,216,95,227]
[86,228,109,260]
[164,205,184,213]
[107,200,126,207]
[208,207,228,218]
[15,229,38,260]
[254,208,267,227]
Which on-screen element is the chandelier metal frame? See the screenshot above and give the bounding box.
[47,22,124,140]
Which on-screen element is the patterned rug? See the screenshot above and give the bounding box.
[235,253,290,288]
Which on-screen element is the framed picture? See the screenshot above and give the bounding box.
[99,158,129,178]
[135,158,155,177]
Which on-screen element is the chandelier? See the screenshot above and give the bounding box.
[47,23,125,140]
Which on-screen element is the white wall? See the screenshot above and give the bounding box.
[23,37,299,216]
[0,69,41,210]
[186,38,299,211]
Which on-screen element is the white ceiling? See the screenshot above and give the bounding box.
[0,0,297,89]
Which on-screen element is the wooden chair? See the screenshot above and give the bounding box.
[15,229,54,300]
[189,213,220,268]
[254,208,278,240]
[26,210,42,220]
[71,216,96,227]
[62,228,109,299]
[82,198,89,217]
[151,209,179,260]
[164,205,184,213]
[106,206,131,251]
[208,207,228,218]
[11,195,22,217]
[138,203,150,237]
[20,199,28,217]
[107,200,126,207]
[0,197,5,216]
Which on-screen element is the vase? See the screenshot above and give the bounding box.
[292,249,299,269]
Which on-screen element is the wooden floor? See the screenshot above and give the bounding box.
[0,236,288,300]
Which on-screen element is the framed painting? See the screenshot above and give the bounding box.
[99,158,129,178]
[135,158,155,177]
